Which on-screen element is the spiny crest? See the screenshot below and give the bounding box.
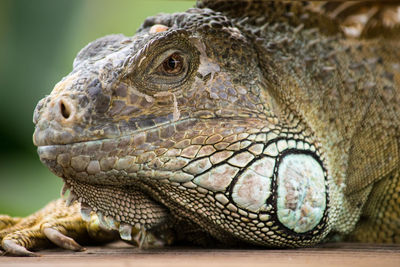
[138,8,235,36]
[196,0,400,39]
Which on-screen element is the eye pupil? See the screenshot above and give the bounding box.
[162,53,183,74]
[167,57,177,69]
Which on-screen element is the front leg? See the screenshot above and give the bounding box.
[0,199,118,256]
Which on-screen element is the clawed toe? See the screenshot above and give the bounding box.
[1,239,38,257]
[43,227,85,252]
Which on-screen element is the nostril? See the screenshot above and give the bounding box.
[60,100,71,119]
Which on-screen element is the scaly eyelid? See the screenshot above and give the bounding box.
[124,31,199,92]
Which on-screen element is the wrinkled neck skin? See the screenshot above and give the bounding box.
[31,7,387,247]
[250,19,400,235]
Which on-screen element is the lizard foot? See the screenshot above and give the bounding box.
[0,198,118,256]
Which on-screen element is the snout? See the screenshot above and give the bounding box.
[33,94,82,147]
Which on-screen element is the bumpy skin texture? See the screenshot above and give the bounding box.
[1,1,400,255]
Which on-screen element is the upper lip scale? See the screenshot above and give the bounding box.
[33,116,198,147]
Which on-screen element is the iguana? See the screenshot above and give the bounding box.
[1,0,399,256]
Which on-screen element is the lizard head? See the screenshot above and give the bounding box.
[33,9,267,147]
[33,8,330,247]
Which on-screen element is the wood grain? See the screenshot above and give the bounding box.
[1,242,400,267]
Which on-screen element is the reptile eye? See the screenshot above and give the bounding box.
[130,35,198,91]
[161,53,183,75]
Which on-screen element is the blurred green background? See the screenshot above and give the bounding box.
[0,0,194,216]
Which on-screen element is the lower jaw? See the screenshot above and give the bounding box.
[61,178,170,241]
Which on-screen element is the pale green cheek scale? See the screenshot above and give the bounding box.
[230,156,276,212]
[276,154,326,233]
[232,168,271,212]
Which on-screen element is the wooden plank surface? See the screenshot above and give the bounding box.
[1,242,400,267]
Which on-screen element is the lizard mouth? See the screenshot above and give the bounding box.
[35,117,201,186]
[37,135,161,186]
